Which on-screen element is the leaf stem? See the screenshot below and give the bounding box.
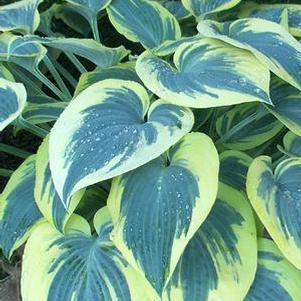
[16,117,48,138]
[50,56,78,88]
[0,168,14,178]
[0,143,31,159]
[91,16,101,43]
[43,56,72,99]
[65,52,87,74]
[33,69,70,102]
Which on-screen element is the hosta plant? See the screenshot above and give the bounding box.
[1,0,301,300]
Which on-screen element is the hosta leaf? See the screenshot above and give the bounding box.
[162,183,257,301]
[35,136,85,233]
[22,102,67,125]
[49,79,194,206]
[247,156,301,270]
[0,78,27,131]
[216,103,283,150]
[21,208,153,301]
[245,238,301,301]
[237,3,289,28]
[75,62,141,96]
[136,38,271,108]
[282,131,301,157]
[0,0,42,34]
[238,3,301,37]
[0,156,42,259]
[41,37,129,68]
[0,33,47,73]
[108,133,219,295]
[219,150,252,192]
[197,18,301,91]
[159,1,190,20]
[182,0,242,18]
[268,77,301,136]
[107,0,181,49]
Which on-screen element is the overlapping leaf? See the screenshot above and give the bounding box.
[35,136,85,232]
[75,62,141,96]
[162,182,257,301]
[238,3,301,37]
[247,156,301,270]
[49,79,194,206]
[108,133,219,295]
[268,77,301,136]
[245,238,301,301]
[107,0,181,49]
[182,0,242,18]
[21,208,153,301]
[216,103,283,150]
[0,78,27,131]
[282,131,301,157]
[198,18,301,91]
[0,156,42,259]
[136,38,271,108]
[0,0,42,34]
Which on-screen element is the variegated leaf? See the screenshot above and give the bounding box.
[0,78,27,131]
[216,103,283,150]
[162,183,257,301]
[238,3,301,37]
[0,0,42,34]
[136,38,271,108]
[0,156,42,259]
[247,156,301,270]
[108,132,219,295]
[197,18,301,91]
[49,79,194,206]
[75,62,141,97]
[282,131,301,157]
[107,0,181,49]
[182,0,242,18]
[245,238,301,301]
[21,208,154,301]
[268,77,301,136]
[35,136,85,232]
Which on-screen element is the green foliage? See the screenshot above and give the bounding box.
[0,0,301,300]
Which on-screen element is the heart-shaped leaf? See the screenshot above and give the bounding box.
[108,132,219,295]
[0,78,27,131]
[0,156,42,259]
[49,79,194,206]
[136,38,271,108]
[0,0,42,34]
[21,208,154,301]
[245,238,301,301]
[247,156,301,270]
[162,183,257,301]
[107,0,181,49]
[197,18,301,91]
